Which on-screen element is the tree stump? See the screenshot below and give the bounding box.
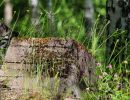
[1,37,96,99]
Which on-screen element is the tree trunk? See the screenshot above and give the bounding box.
[84,0,94,35]
[4,0,13,25]
[106,0,130,63]
[45,0,52,11]
[29,0,39,25]
[45,0,56,35]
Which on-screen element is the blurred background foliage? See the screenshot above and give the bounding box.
[0,0,106,18]
[0,0,106,32]
[0,0,107,62]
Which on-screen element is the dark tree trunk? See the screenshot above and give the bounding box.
[106,0,130,63]
[45,0,52,10]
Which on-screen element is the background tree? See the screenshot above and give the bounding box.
[45,0,56,34]
[45,0,52,10]
[29,0,39,25]
[106,0,130,63]
[4,0,12,25]
[84,0,94,35]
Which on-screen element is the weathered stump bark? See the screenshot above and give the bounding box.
[1,37,96,99]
